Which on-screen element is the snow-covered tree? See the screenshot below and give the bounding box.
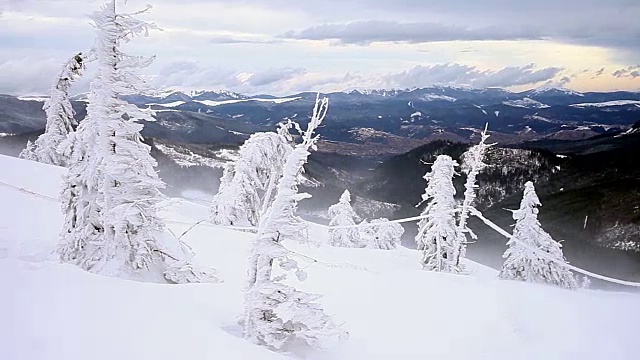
[328,190,363,247]
[415,155,465,273]
[498,181,577,289]
[244,95,345,350]
[361,218,404,250]
[20,53,87,166]
[58,1,216,283]
[455,124,493,264]
[211,131,292,227]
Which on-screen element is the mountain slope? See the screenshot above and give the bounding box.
[358,133,640,285]
[2,154,640,360]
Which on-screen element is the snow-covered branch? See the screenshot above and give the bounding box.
[243,94,345,350]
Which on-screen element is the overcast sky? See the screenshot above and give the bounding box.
[1,0,639,95]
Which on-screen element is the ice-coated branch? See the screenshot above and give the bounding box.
[454,123,494,263]
[415,155,465,273]
[243,94,345,349]
[20,52,87,166]
[498,181,577,289]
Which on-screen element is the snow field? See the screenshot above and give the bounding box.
[2,155,640,360]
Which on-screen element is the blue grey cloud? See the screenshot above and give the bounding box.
[281,19,640,55]
[613,66,640,79]
[383,63,563,89]
[282,21,545,44]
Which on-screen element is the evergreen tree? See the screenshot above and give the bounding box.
[415,155,464,272]
[244,95,344,349]
[361,218,404,250]
[328,190,363,247]
[58,1,216,283]
[499,181,577,289]
[21,53,87,166]
[211,131,292,227]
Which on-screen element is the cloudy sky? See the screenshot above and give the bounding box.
[1,0,639,95]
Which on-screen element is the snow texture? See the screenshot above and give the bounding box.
[1,154,640,360]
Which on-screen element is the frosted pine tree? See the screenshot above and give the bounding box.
[455,123,492,265]
[498,181,577,289]
[415,155,465,272]
[211,131,293,227]
[244,95,345,350]
[328,190,363,247]
[20,53,87,166]
[58,1,216,283]
[361,218,404,250]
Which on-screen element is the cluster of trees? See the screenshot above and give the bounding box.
[414,127,578,288]
[327,189,403,249]
[23,0,581,353]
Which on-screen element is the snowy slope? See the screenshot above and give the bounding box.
[503,97,550,108]
[2,155,640,360]
[570,100,640,107]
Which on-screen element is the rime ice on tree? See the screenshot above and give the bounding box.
[415,155,465,273]
[361,218,404,250]
[243,95,345,350]
[499,181,577,289]
[211,131,293,227]
[21,53,87,166]
[58,0,216,284]
[456,124,492,265]
[328,190,363,248]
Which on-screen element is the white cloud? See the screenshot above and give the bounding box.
[0,0,638,94]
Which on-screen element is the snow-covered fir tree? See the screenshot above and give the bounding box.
[20,53,87,166]
[58,0,216,283]
[328,190,363,247]
[211,130,292,227]
[361,218,404,250]
[244,95,345,350]
[455,124,492,265]
[498,181,578,289]
[415,155,465,272]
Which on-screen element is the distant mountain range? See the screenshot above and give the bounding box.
[3,86,640,159]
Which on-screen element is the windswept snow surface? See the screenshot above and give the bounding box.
[503,98,550,109]
[194,97,301,107]
[421,94,457,102]
[147,100,186,108]
[570,100,640,108]
[1,155,640,360]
